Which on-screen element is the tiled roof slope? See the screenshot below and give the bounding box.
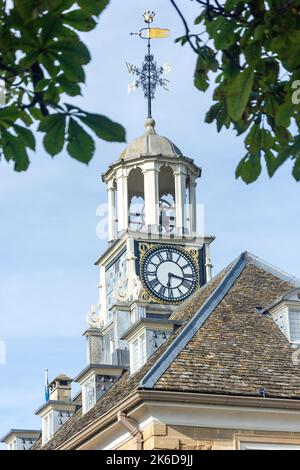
[156,260,300,397]
[170,262,233,322]
[33,252,300,449]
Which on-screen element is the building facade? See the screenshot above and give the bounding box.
[2,121,300,451]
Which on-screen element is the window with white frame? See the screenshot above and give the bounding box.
[130,332,147,373]
[289,308,300,342]
[42,411,53,445]
[240,442,300,450]
[8,439,17,450]
[82,376,96,414]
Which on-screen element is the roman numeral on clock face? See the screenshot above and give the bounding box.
[168,288,174,299]
[182,279,193,289]
[149,278,160,289]
[146,269,156,276]
[156,252,165,263]
[158,285,166,297]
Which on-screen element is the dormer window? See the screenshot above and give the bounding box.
[264,288,300,344]
[122,316,180,374]
[131,332,146,373]
[42,411,53,445]
[8,439,17,450]
[82,376,96,413]
[74,365,124,414]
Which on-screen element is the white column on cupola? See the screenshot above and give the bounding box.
[143,162,159,230]
[174,166,187,234]
[116,169,129,234]
[188,175,197,235]
[107,179,116,242]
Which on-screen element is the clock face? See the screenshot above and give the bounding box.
[141,246,198,303]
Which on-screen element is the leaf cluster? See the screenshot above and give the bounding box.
[0,0,125,171]
[176,0,300,182]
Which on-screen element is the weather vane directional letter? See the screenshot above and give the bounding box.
[127,11,171,119]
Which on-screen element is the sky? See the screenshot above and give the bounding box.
[0,0,300,447]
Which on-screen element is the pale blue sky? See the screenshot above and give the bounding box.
[0,0,299,446]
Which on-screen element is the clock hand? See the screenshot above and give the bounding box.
[169,273,185,281]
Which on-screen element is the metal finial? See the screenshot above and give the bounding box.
[127,13,171,119]
[143,11,155,23]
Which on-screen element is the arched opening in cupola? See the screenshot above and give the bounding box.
[158,166,175,233]
[128,168,145,232]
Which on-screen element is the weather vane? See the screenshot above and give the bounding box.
[127,11,171,119]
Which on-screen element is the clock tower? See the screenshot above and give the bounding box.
[83,12,214,376]
[86,116,214,369]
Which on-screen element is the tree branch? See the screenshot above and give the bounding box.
[169,0,199,53]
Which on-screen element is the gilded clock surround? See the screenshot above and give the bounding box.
[138,242,200,304]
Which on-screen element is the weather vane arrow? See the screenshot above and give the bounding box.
[127,11,171,119]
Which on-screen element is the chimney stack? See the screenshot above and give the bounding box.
[49,374,72,402]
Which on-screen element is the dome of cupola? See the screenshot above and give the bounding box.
[119,118,183,161]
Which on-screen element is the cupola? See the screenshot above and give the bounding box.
[102,119,201,242]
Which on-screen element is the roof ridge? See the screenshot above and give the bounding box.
[243,251,300,286]
[139,252,248,390]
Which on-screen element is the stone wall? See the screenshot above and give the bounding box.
[116,421,300,450]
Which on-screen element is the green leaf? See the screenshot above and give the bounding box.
[194,55,209,91]
[78,0,109,16]
[275,99,294,127]
[174,35,189,46]
[290,135,300,156]
[62,10,97,32]
[224,0,242,11]
[264,149,287,177]
[34,79,50,92]
[216,104,230,132]
[253,25,265,42]
[227,66,254,120]
[261,129,274,151]
[13,124,36,150]
[59,55,85,82]
[245,124,261,153]
[29,107,43,121]
[205,103,222,124]
[38,114,63,132]
[14,0,36,21]
[18,50,40,69]
[49,39,90,65]
[292,158,300,181]
[194,13,205,25]
[0,106,19,122]
[236,152,262,183]
[39,51,59,76]
[57,75,81,96]
[78,113,126,142]
[67,117,95,163]
[40,15,61,44]
[19,111,33,126]
[39,114,66,156]
[44,82,60,104]
[1,130,30,171]
[206,17,236,49]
